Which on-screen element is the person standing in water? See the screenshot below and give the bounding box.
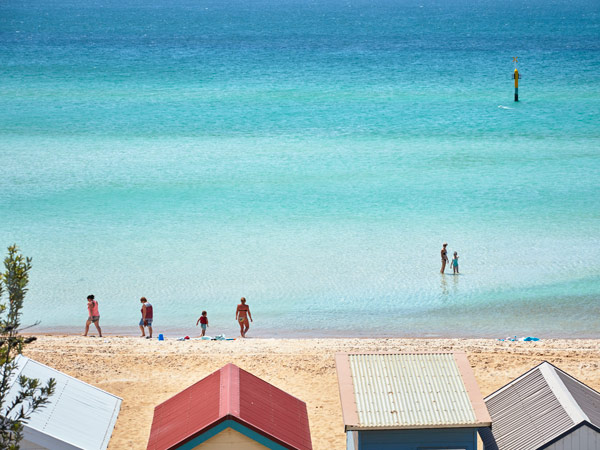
[451,251,459,274]
[235,297,253,338]
[440,243,449,273]
[139,297,153,339]
[83,294,102,337]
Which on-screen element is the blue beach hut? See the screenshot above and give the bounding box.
[335,352,492,450]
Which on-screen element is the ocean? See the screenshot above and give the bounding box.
[1,0,599,337]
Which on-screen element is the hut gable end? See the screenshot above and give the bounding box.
[146,364,312,450]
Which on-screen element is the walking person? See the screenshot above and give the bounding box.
[83,294,102,337]
[139,297,153,339]
[440,243,449,273]
[235,297,253,338]
[196,311,209,336]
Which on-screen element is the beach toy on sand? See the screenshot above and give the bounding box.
[158,334,164,341]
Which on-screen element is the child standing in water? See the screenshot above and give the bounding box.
[451,251,459,274]
[196,311,209,336]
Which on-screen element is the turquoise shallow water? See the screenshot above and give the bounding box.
[1,0,599,337]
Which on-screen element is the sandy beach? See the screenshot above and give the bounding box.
[22,336,600,450]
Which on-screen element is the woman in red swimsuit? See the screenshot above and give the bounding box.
[83,294,102,337]
[235,297,253,338]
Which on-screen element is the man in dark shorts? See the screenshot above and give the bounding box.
[139,297,153,339]
[440,243,449,273]
[235,297,253,338]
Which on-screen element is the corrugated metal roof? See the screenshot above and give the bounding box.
[147,370,221,450]
[482,361,600,450]
[239,368,313,450]
[337,352,490,430]
[146,363,312,450]
[483,367,574,450]
[557,368,600,430]
[5,356,122,450]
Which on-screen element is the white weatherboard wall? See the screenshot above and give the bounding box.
[544,425,600,450]
[346,431,358,450]
[5,356,122,450]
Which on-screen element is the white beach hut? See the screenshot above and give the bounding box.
[4,355,122,450]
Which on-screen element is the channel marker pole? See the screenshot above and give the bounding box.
[513,57,520,102]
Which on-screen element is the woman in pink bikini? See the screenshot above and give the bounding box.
[83,294,102,337]
[235,297,253,338]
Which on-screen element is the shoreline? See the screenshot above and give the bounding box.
[25,328,600,339]
[23,336,600,450]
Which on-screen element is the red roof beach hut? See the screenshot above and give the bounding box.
[146,363,312,450]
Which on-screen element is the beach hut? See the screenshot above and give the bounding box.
[5,355,122,450]
[335,352,492,450]
[480,361,600,450]
[146,363,312,450]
